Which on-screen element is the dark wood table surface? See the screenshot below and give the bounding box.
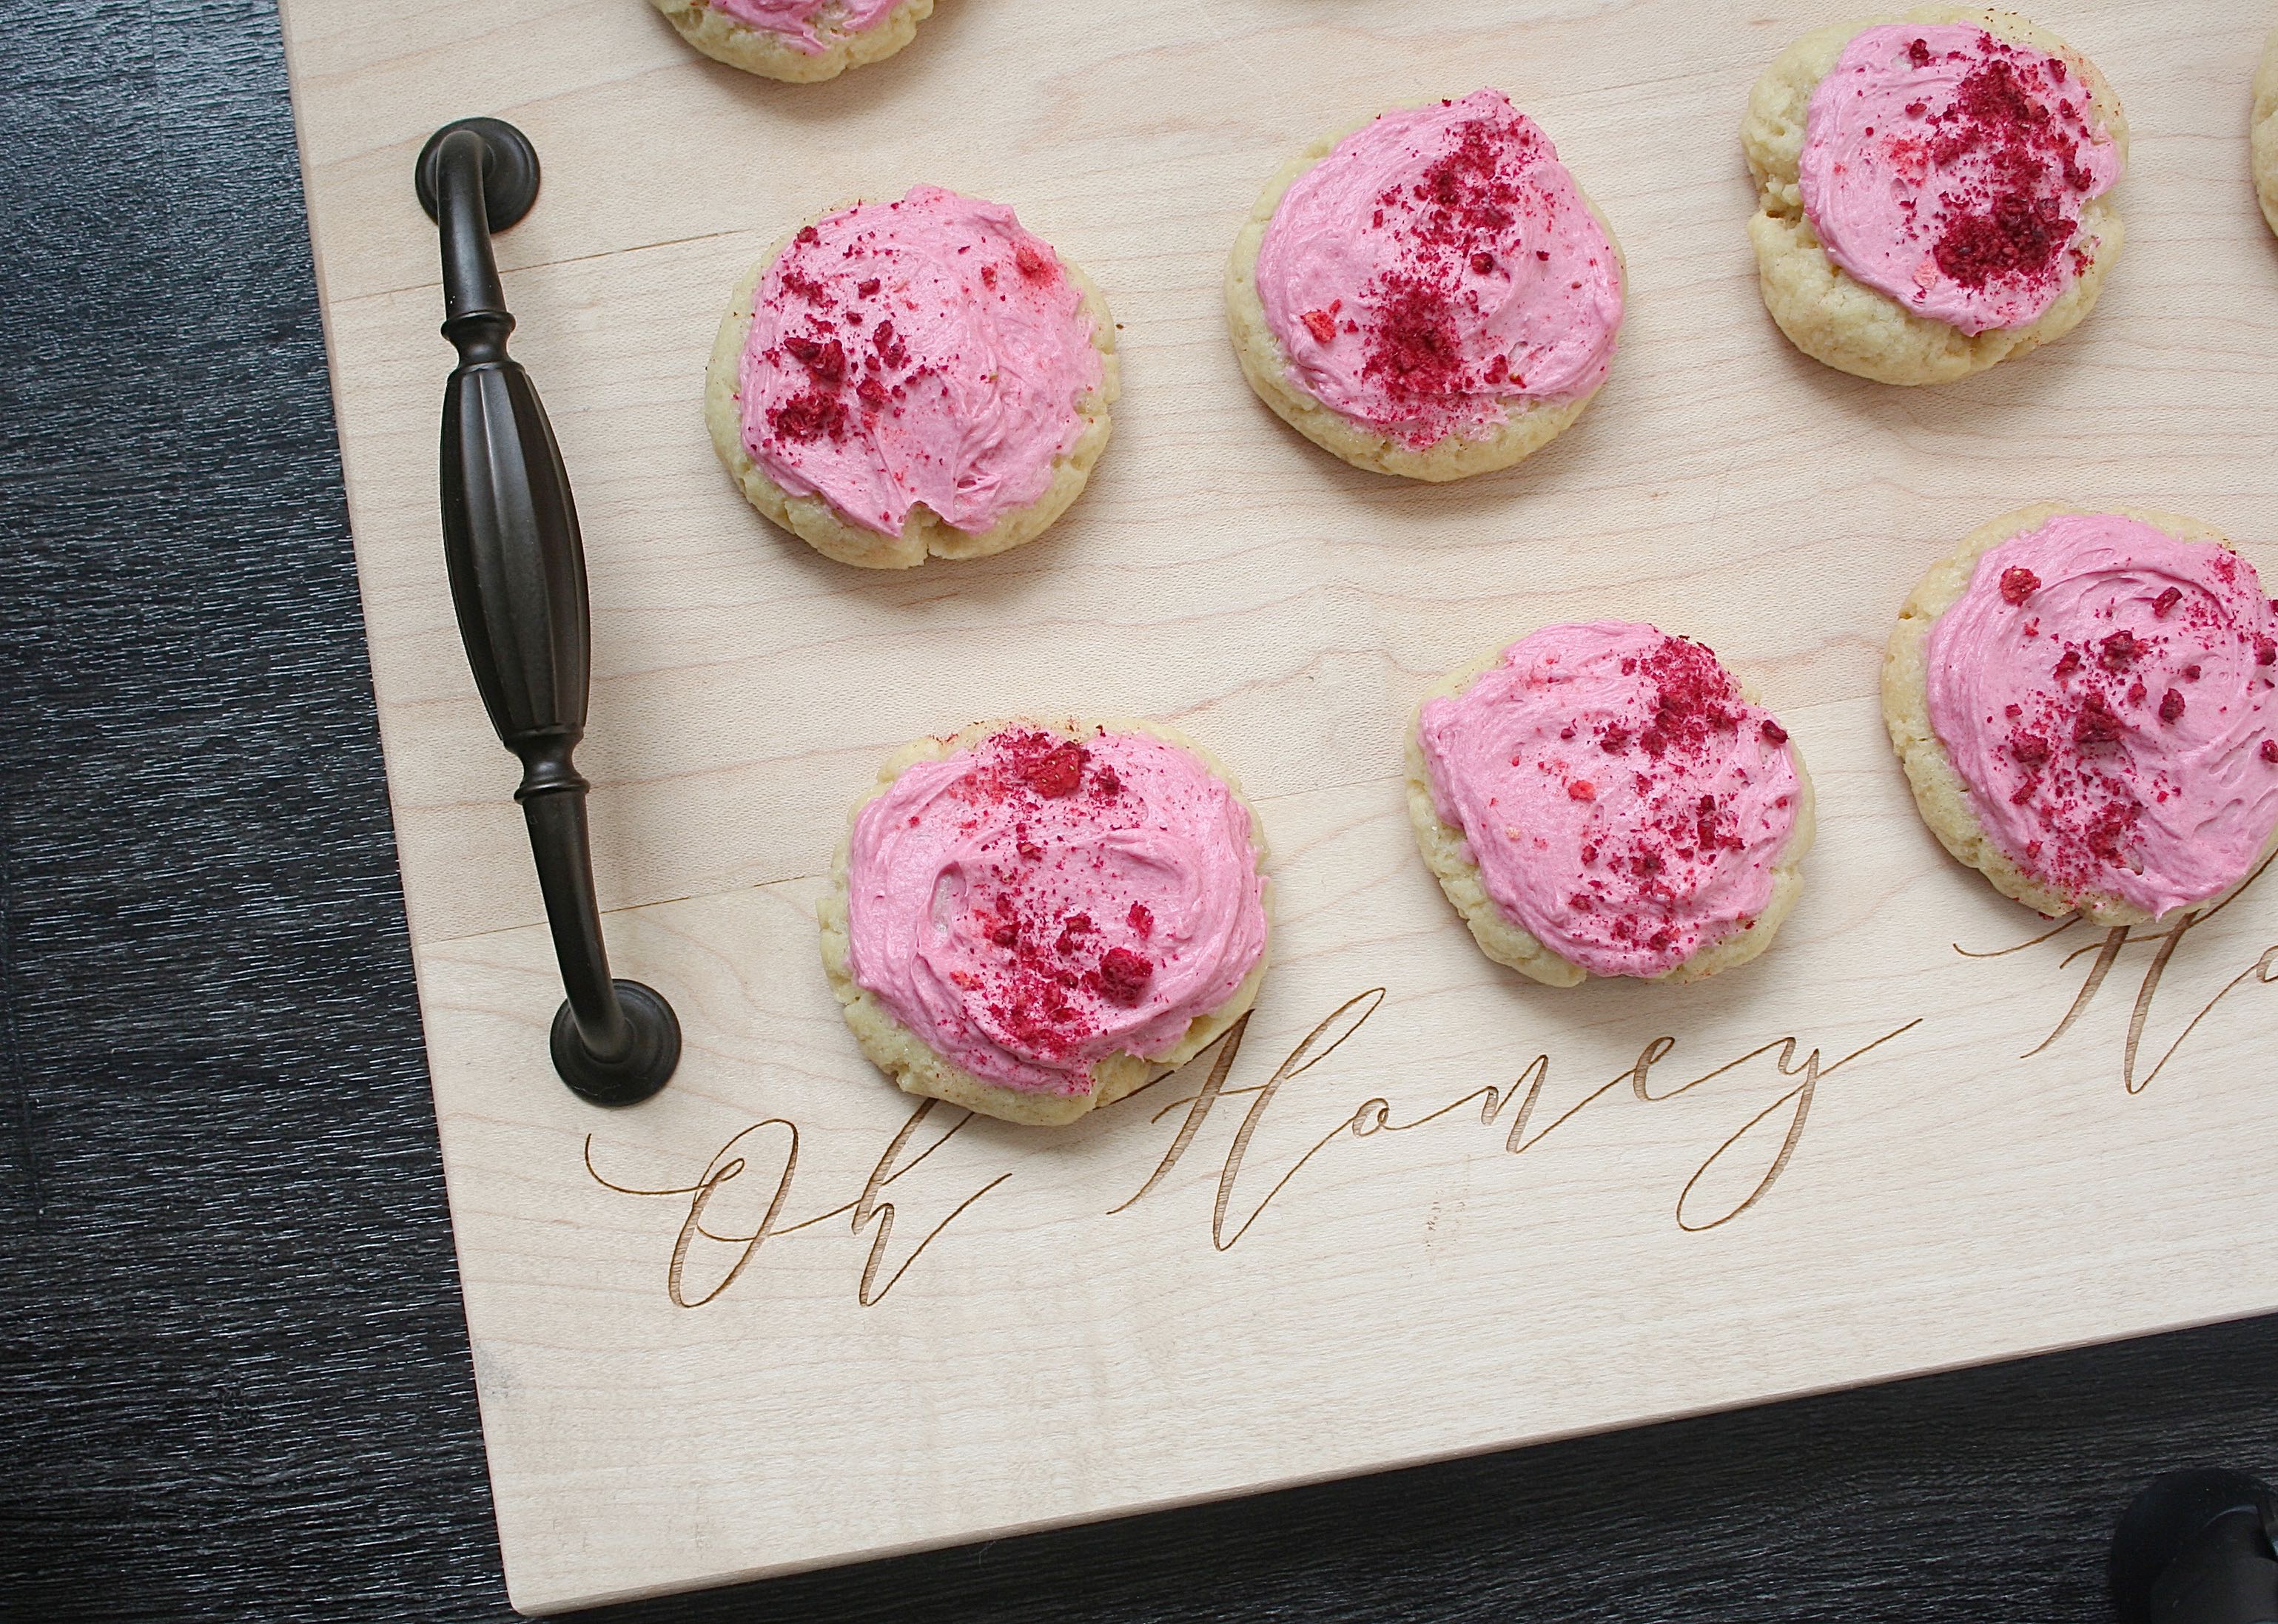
[4,3,2274,1619]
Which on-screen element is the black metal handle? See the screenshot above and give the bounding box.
[2112,1469,2278,1624]
[417,117,679,1107]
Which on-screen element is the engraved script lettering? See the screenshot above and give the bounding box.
[852,1101,1012,1306]
[587,991,1924,1309]
[1960,853,2277,1090]
[587,1101,1008,1310]
[1123,1008,1918,1242]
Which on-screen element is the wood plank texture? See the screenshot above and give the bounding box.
[277,0,2278,1611]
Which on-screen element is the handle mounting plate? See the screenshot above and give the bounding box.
[415,117,542,232]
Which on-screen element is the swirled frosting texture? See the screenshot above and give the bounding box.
[1419,624,1801,978]
[844,727,1269,1095]
[1799,24,2120,335]
[1925,514,2278,917]
[740,186,1102,537]
[708,0,901,52]
[1255,89,1621,448]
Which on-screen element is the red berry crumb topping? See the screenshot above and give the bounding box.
[1919,41,2105,296]
[1095,947,1155,1007]
[1022,741,1086,798]
[927,730,1201,1066]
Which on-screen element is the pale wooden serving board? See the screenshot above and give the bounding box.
[279,0,2278,1611]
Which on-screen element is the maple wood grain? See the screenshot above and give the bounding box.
[271,0,2278,1611]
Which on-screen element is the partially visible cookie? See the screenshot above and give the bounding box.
[1743,7,2126,385]
[1226,89,1624,482]
[1884,504,2278,925]
[706,186,1118,569]
[1408,623,1814,987]
[2254,31,2278,237]
[649,0,933,83]
[820,719,1271,1126]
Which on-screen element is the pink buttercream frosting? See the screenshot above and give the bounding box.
[1925,514,2278,917]
[844,727,1269,1096]
[1418,624,1802,979]
[1254,89,1622,448]
[707,0,902,53]
[739,186,1102,538]
[1799,23,2121,335]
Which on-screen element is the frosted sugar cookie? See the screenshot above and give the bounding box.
[650,0,933,83]
[707,186,1118,568]
[1408,624,1814,987]
[1885,505,2278,925]
[1744,9,2126,385]
[1226,89,1624,481]
[820,721,1271,1126]
[2255,32,2278,237]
